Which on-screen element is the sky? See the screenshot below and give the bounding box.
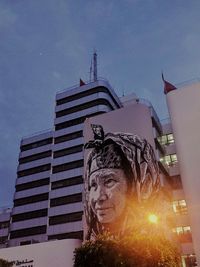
[1,0,200,207]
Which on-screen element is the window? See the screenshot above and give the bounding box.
[56,99,114,118]
[0,236,7,244]
[52,160,83,174]
[158,133,175,146]
[0,221,9,229]
[50,193,82,207]
[53,145,83,158]
[54,131,83,144]
[55,111,105,130]
[15,178,49,192]
[182,254,197,267]
[160,154,177,166]
[19,150,52,164]
[14,193,49,207]
[172,200,187,215]
[49,211,83,225]
[12,209,48,222]
[51,176,83,190]
[56,86,120,108]
[172,226,192,242]
[17,164,51,177]
[21,138,52,151]
[10,226,46,239]
[173,226,191,235]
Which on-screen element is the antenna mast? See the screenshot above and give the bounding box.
[93,51,97,81]
[89,59,92,82]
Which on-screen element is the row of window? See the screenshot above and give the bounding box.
[160,154,178,166]
[14,193,49,207]
[12,209,48,222]
[158,133,174,146]
[173,226,191,235]
[18,159,83,178]
[49,211,83,225]
[15,175,82,193]
[56,86,120,108]
[13,191,82,207]
[54,131,83,144]
[172,199,187,215]
[21,138,52,152]
[19,131,83,162]
[10,225,46,239]
[10,230,83,241]
[181,254,197,267]
[0,236,7,244]
[12,194,82,222]
[55,111,105,131]
[15,178,50,192]
[17,231,83,243]
[19,150,52,164]
[51,176,83,190]
[0,221,9,229]
[50,193,82,207]
[56,98,114,118]
[17,164,51,178]
[53,145,83,158]
[172,226,192,243]
[52,160,83,174]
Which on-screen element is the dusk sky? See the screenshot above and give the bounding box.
[1,0,200,207]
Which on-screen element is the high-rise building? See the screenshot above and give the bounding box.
[1,74,199,267]
[8,79,122,247]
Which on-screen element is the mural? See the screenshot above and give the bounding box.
[84,124,160,240]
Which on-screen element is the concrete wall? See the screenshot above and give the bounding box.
[167,82,200,266]
[0,239,81,267]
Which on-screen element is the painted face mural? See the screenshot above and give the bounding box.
[89,168,128,224]
[84,124,160,240]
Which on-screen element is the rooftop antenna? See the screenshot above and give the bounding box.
[89,59,93,82]
[93,50,97,81]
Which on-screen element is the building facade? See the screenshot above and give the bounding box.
[1,77,199,267]
[8,79,122,247]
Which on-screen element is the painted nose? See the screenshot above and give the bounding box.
[96,185,107,203]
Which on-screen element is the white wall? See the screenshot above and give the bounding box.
[84,102,155,150]
[167,82,200,266]
[0,239,81,267]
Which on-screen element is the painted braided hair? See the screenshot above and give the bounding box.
[84,124,160,240]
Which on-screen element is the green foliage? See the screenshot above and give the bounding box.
[0,259,13,267]
[74,233,181,267]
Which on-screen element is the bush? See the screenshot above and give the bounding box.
[74,233,181,267]
[0,259,13,267]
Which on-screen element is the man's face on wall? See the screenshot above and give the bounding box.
[89,168,128,224]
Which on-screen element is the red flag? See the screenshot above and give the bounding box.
[80,79,85,86]
[162,73,177,94]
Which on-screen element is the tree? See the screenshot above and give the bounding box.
[74,232,181,267]
[0,259,13,267]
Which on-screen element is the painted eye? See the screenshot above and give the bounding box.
[104,179,116,188]
[89,181,97,190]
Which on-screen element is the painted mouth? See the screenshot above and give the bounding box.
[96,207,113,212]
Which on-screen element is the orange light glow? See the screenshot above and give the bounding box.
[148,214,158,224]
